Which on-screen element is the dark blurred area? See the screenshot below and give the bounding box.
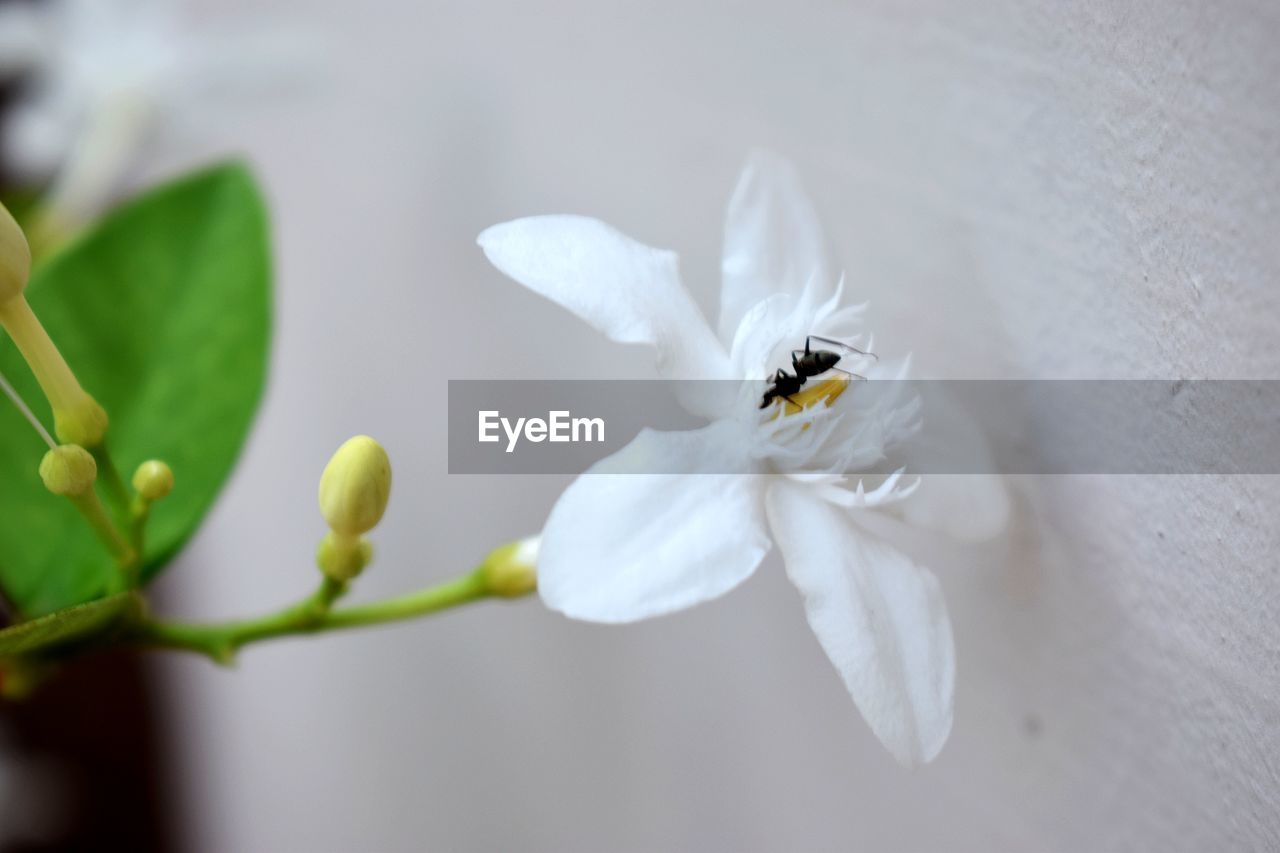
[0,651,179,852]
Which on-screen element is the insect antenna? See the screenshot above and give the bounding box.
[808,334,879,361]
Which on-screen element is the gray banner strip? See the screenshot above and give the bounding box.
[447,380,1280,474]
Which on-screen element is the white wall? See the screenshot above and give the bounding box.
[143,0,1280,849]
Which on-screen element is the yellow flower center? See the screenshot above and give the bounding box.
[768,374,851,421]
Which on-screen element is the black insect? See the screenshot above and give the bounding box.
[759,335,877,409]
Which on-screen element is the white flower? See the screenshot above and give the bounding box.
[0,5,42,80]
[478,152,1007,766]
[0,0,314,238]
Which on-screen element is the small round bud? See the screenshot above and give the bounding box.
[316,532,373,582]
[39,444,97,497]
[480,536,539,598]
[318,435,391,537]
[0,200,31,304]
[132,459,174,501]
[53,393,109,447]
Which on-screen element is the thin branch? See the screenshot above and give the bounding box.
[0,368,55,448]
[126,569,497,664]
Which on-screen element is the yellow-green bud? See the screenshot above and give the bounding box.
[316,531,373,582]
[318,435,391,537]
[39,444,97,497]
[132,459,174,501]
[0,200,31,304]
[480,536,539,598]
[53,393,109,447]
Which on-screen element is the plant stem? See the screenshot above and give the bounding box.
[0,295,107,447]
[129,496,149,559]
[91,444,132,516]
[128,569,494,664]
[69,489,135,569]
[0,296,84,417]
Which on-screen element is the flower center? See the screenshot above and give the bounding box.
[769,374,851,419]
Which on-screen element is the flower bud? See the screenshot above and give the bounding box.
[132,459,174,501]
[0,200,31,304]
[53,393,109,447]
[316,531,373,582]
[480,536,539,598]
[318,435,391,537]
[39,444,97,497]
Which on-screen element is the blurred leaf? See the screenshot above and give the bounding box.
[0,189,42,230]
[0,163,271,616]
[0,592,134,657]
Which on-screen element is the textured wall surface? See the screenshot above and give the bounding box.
[126,0,1280,849]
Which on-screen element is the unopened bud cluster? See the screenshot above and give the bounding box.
[316,435,391,582]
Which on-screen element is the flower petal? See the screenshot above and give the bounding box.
[719,151,834,345]
[0,5,43,78]
[538,422,770,623]
[814,469,922,509]
[479,215,731,402]
[766,480,955,766]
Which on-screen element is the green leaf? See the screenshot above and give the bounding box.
[0,593,135,657]
[0,163,271,616]
[0,189,42,231]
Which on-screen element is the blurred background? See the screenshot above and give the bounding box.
[2,0,1279,850]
